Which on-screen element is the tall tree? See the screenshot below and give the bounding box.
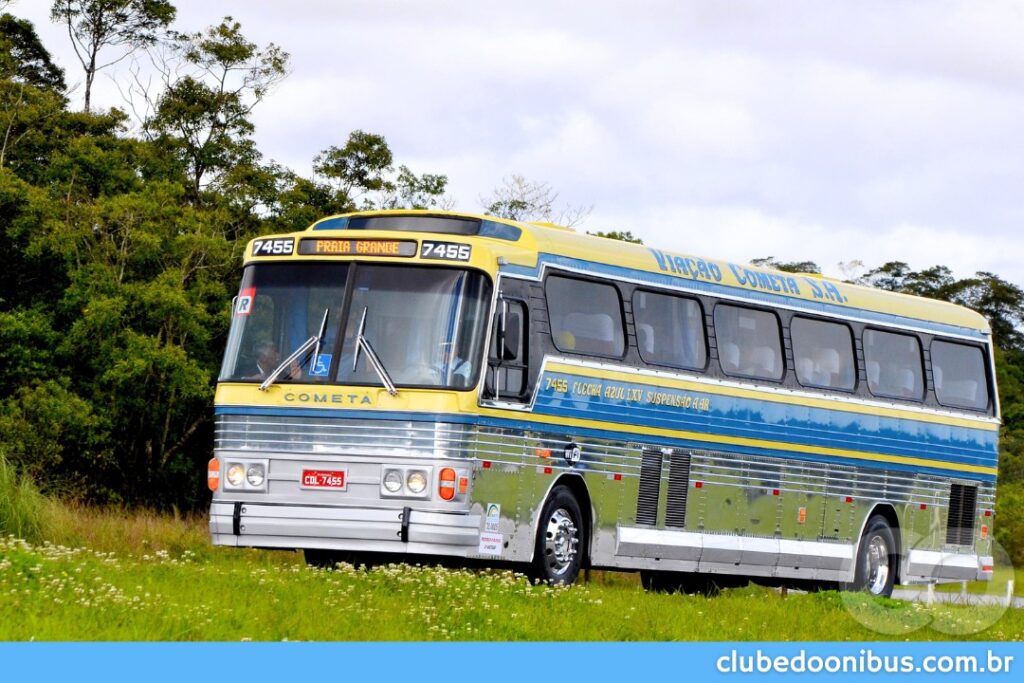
[148,16,288,201]
[50,0,175,112]
[310,130,447,212]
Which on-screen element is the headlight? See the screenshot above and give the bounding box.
[406,471,427,494]
[246,463,265,487]
[226,463,245,487]
[383,469,403,493]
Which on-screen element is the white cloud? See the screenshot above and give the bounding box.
[12,0,1024,284]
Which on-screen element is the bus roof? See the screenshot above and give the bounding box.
[306,210,991,336]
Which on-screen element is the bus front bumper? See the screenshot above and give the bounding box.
[209,501,483,556]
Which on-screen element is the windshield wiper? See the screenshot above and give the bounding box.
[352,306,398,396]
[259,308,330,392]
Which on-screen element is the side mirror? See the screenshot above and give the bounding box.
[502,309,522,361]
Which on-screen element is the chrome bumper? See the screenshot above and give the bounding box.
[209,501,482,556]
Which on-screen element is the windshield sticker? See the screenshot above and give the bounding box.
[235,287,255,316]
[309,353,332,377]
[421,241,472,261]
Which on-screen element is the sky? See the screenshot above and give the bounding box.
[13,0,1024,283]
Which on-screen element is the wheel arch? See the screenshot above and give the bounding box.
[529,473,594,567]
[855,503,902,584]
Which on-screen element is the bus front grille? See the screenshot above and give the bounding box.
[636,448,663,526]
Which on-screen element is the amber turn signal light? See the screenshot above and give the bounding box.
[438,467,456,501]
[207,458,220,492]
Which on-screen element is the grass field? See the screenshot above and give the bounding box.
[1,511,1023,642]
[2,458,1022,642]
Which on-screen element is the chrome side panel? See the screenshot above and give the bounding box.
[212,413,995,583]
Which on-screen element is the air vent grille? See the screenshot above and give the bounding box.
[665,451,692,528]
[946,483,978,546]
[636,448,663,526]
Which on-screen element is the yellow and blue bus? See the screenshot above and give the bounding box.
[209,210,999,596]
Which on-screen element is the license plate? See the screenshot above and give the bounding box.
[301,469,347,490]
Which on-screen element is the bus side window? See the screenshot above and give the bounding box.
[714,304,784,381]
[931,339,989,411]
[632,290,707,370]
[547,275,625,357]
[791,316,856,391]
[863,329,924,401]
[486,298,528,400]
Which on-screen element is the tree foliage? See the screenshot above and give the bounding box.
[148,17,287,202]
[588,229,643,244]
[482,174,591,227]
[310,130,448,213]
[0,14,66,92]
[750,256,821,274]
[50,0,176,112]
[0,10,448,506]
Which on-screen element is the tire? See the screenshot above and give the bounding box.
[528,486,584,585]
[845,515,898,598]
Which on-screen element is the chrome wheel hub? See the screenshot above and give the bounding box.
[865,534,891,595]
[543,508,579,576]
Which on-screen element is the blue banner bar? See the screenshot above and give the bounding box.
[1,642,1021,682]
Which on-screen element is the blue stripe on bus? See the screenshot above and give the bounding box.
[214,405,997,482]
[501,254,989,340]
[533,371,997,468]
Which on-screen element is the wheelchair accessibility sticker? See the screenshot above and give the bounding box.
[309,353,332,377]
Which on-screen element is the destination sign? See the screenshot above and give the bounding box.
[298,238,417,257]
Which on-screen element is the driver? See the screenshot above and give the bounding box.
[248,340,302,380]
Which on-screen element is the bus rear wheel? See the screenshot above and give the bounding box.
[845,515,897,598]
[528,486,584,585]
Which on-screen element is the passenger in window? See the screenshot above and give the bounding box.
[720,342,740,374]
[637,323,655,358]
[746,346,777,378]
[896,368,918,398]
[812,347,840,387]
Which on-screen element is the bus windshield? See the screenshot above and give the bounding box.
[219,263,492,390]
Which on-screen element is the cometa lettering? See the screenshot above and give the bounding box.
[729,264,803,296]
[283,392,373,405]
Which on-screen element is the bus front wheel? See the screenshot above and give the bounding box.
[528,486,584,585]
[845,515,897,598]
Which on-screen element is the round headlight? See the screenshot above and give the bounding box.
[226,463,245,487]
[407,471,427,494]
[383,469,403,493]
[246,463,265,487]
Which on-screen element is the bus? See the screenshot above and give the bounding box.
[209,210,999,597]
